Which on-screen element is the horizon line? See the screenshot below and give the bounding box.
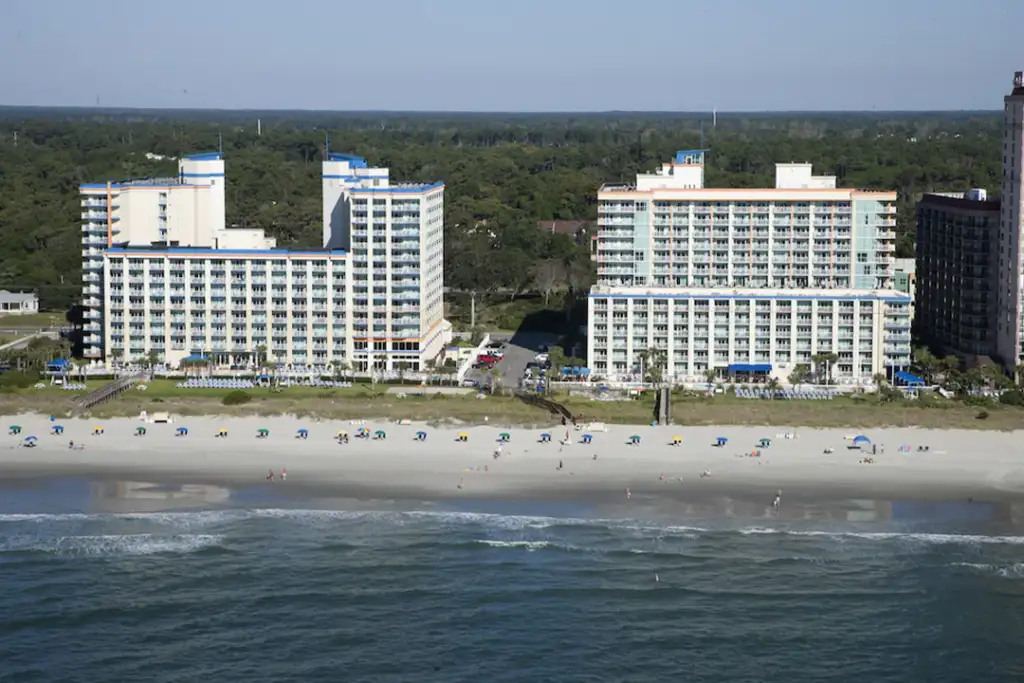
[0,104,1003,116]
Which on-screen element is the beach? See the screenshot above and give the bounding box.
[2,413,1024,503]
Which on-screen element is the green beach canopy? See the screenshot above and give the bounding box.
[258,428,269,435]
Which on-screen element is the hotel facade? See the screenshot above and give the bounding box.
[586,151,912,384]
[914,191,1000,364]
[81,153,447,372]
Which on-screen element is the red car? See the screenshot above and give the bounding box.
[478,354,501,365]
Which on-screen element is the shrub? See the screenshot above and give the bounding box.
[999,389,1024,406]
[222,390,252,406]
[976,410,989,420]
[0,371,38,391]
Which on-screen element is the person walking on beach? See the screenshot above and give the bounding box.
[773,490,782,511]
[281,468,287,481]
[626,487,631,500]
[558,459,563,471]
[267,469,275,482]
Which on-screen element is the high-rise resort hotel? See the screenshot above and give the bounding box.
[587,150,912,384]
[80,152,449,372]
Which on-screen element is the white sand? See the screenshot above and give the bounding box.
[2,414,1024,501]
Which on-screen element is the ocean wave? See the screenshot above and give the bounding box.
[951,562,1024,578]
[2,510,1023,548]
[475,539,560,551]
[0,533,224,556]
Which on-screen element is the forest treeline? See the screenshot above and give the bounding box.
[0,108,1003,310]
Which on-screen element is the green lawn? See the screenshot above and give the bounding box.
[0,312,65,329]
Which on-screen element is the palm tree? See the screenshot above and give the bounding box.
[766,376,781,398]
[812,352,838,385]
[704,368,717,385]
[488,367,502,395]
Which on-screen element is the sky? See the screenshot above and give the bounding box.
[1,0,1021,112]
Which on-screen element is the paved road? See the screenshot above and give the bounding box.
[464,331,559,391]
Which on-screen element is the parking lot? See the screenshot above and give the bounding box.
[463,331,560,391]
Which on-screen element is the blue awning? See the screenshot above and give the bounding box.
[181,354,208,362]
[894,370,925,386]
[47,359,70,368]
[728,363,772,373]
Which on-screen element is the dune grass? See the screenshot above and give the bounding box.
[2,382,1024,429]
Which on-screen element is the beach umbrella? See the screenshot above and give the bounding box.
[336,430,347,437]
[716,437,728,445]
[297,428,308,437]
[24,436,37,442]
[93,426,104,435]
[457,432,468,442]
[51,425,63,434]
[415,431,427,441]
[258,428,270,436]
[853,435,870,445]
[136,426,146,436]
[176,427,188,436]
[629,435,641,444]
[540,432,551,442]
[374,430,386,438]
[671,436,683,445]
[758,438,771,447]
[498,432,510,441]
[9,426,21,435]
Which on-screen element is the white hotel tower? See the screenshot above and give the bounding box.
[80,152,447,372]
[587,150,912,384]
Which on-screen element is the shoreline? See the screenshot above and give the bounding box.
[2,414,1024,505]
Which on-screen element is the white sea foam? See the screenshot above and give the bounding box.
[0,533,224,556]
[475,539,557,551]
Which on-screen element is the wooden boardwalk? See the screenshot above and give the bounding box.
[513,390,577,425]
[72,372,146,414]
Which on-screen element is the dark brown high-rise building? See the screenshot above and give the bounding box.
[915,191,1001,364]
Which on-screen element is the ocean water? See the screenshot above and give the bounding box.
[2,488,1024,682]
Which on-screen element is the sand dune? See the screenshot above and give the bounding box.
[2,414,1024,501]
